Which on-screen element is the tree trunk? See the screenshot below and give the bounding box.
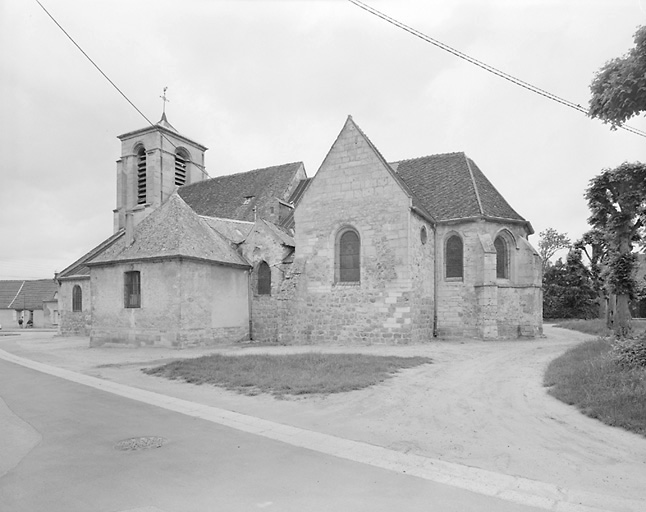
[607,294,615,330]
[598,292,607,320]
[615,294,632,338]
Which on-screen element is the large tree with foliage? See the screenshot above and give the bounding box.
[589,26,646,128]
[585,162,646,337]
[575,228,610,319]
[542,250,597,320]
[537,228,571,273]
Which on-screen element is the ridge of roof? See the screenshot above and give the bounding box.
[464,153,485,215]
[395,152,526,226]
[90,194,249,268]
[57,230,125,279]
[316,116,435,223]
[0,280,25,308]
[178,161,304,221]
[8,279,58,310]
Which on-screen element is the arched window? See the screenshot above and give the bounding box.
[337,228,360,282]
[72,285,82,312]
[136,146,147,204]
[494,236,509,279]
[445,235,463,279]
[175,149,189,186]
[257,261,271,295]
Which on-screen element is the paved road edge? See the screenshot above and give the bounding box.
[0,348,640,512]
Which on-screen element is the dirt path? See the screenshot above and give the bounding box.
[2,326,645,504]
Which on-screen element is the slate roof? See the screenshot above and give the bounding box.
[178,162,304,221]
[393,152,526,224]
[90,194,249,268]
[201,216,254,244]
[0,280,58,310]
[260,218,295,247]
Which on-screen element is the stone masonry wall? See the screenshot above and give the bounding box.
[436,220,542,339]
[90,259,249,347]
[408,213,435,343]
[285,118,420,344]
[58,278,91,336]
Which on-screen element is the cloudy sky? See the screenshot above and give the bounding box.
[1,0,645,279]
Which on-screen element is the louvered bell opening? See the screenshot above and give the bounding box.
[175,155,187,186]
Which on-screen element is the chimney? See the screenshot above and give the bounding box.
[125,212,135,246]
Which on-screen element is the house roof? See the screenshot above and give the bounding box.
[0,280,24,309]
[0,280,57,310]
[393,152,527,226]
[178,162,304,221]
[90,194,249,268]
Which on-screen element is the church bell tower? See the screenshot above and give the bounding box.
[113,104,208,233]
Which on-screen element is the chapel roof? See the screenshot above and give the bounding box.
[392,152,526,225]
[90,194,249,268]
[0,279,58,310]
[178,162,304,221]
[57,230,125,279]
[200,216,254,244]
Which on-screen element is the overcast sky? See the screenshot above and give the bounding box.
[1,0,645,280]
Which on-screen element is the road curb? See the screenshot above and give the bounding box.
[0,348,641,512]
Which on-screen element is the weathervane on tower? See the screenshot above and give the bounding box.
[160,86,169,116]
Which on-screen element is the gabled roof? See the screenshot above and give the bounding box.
[0,280,58,310]
[393,152,526,225]
[57,230,125,279]
[89,194,249,268]
[0,281,25,309]
[201,216,254,244]
[178,162,304,221]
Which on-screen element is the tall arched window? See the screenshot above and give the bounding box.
[494,236,509,279]
[175,149,189,186]
[72,285,82,312]
[337,228,360,282]
[257,261,271,295]
[136,146,147,204]
[445,235,463,279]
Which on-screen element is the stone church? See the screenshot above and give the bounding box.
[56,114,542,346]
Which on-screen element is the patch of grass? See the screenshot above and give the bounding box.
[143,352,432,397]
[544,338,646,437]
[553,318,646,337]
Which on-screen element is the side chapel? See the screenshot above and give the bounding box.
[56,114,542,346]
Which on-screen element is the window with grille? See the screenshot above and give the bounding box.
[124,271,141,308]
[446,235,463,279]
[175,149,188,186]
[136,147,147,204]
[337,229,360,283]
[257,261,271,295]
[495,236,509,279]
[72,285,82,312]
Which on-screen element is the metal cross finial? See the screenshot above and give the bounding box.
[160,86,170,115]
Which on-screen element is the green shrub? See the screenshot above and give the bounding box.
[612,335,646,369]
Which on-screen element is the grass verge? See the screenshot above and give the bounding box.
[143,352,432,397]
[544,338,646,437]
[552,318,646,337]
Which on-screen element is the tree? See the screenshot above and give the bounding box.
[575,228,610,319]
[538,228,571,273]
[585,162,646,337]
[589,26,646,128]
[542,250,597,320]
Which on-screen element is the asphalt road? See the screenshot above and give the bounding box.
[0,358,544,512]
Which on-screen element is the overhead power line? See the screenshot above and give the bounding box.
[347,0,646,139]
[34,0,211,176]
